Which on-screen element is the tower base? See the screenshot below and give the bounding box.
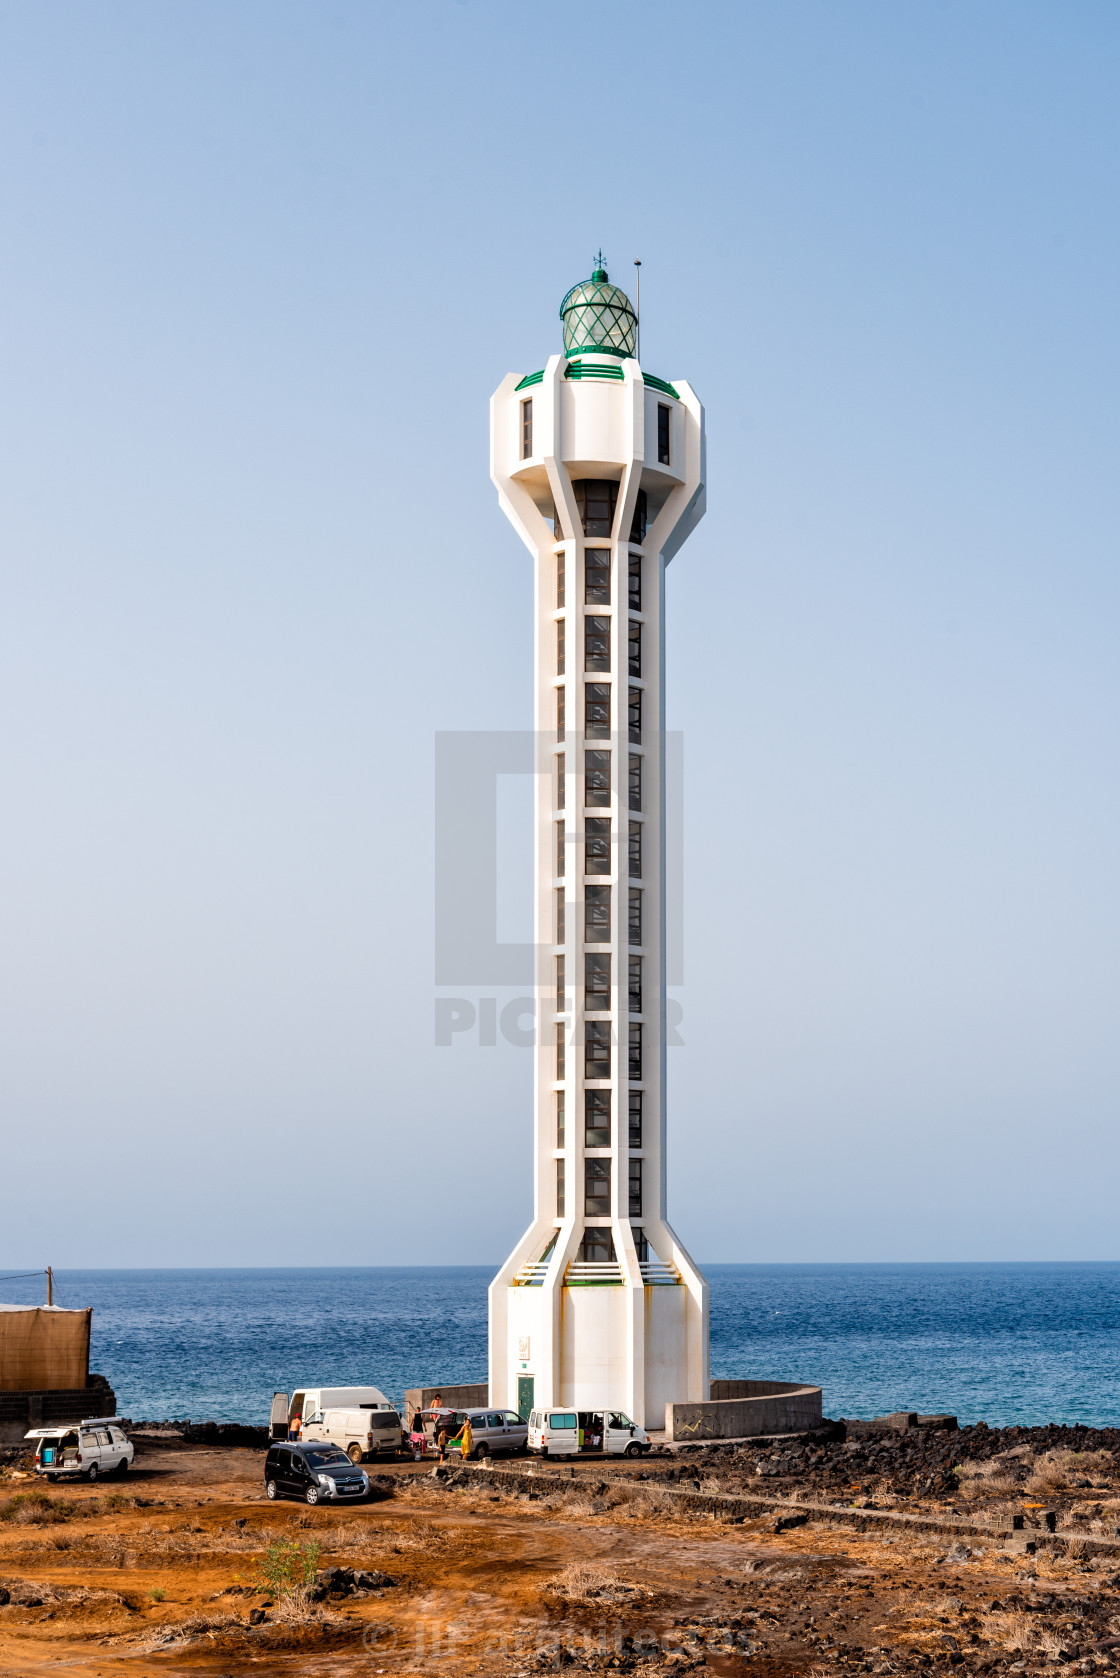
[489,1223,708,1430]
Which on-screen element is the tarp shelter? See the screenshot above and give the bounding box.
[0,1305,91,1392]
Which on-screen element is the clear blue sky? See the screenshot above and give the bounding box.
[0,1,1116,1265]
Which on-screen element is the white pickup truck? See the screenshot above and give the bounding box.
[27,1419,134,1482]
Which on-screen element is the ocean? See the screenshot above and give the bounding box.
[2,1263,1118,1431]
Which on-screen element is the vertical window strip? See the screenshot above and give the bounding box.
[628,820,642,880]
[628,619,641,677]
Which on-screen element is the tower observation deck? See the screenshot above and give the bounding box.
[488,260,708,1430]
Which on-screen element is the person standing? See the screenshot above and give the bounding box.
[454,1414,473,1461]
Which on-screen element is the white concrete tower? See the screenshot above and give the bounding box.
[488,260,709,1431]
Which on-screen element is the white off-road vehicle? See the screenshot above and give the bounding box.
[27,1419,134,1482]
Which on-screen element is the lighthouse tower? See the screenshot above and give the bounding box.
[488,259,709,1431]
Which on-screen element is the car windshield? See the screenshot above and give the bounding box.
[304,1447,349,1467]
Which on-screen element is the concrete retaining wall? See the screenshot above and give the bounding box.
[0,1375,116,1446]
[666,1380,822,1442]
[404,1384,489,1416]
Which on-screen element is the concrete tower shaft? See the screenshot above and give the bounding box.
[488,285,708,1432]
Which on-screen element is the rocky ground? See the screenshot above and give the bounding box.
[0,1423,1118,1677]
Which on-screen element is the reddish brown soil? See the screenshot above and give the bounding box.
[1,1438,1118,1677]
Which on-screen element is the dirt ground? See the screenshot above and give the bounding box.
[2,1433,1120,1678]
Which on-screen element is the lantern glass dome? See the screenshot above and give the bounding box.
[560,259,637,359]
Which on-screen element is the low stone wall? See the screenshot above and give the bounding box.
[666,1381,822,1442]
[404,1383,488,1416]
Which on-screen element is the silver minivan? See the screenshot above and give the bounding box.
[455,1407,527,1458]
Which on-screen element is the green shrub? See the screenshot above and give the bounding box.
[247,1538,321,1600]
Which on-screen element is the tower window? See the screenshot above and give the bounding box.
[556,752,565,810]
[628,820,641,880]
[557,617,565,675]
[628,686,641,744]
[628,888,642,946]
[632,1225,649,1261]
[628,1090,643,1149]
[657,403,670,466]
[585,1020,611,1080]
[556,1157,565,1217]
[522,397,533,460]
[557,550,565,608]
[629,955,642,1015]
[556,954,565,1010]
[557,1090,566,1147]
[573,479,618,537]
[629,1023,642,1081]
[585,682,610,739]
[585,616,610,671]
[585,816,610,875]
[585,1088,610,1147]
[556,888,565,946]
[628,1158,643,1218]
[556,820,565,877]
[629,754,642,812]
[585,750,610,807]
[585,952,610,1011]
[584,884,611,943]
[579,1227,615,1262]
[628,552,642,612]
[556,1024,566,1081]
[585,1158,611,1217]
[628,619,641,677]
[585,550,610,604]
[629,490,647,547]
[556,684,565,742]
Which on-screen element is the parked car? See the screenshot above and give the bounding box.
[269,1385,395,1442]
[264,1441,369,1503]
[27,1420,134,1482]
[302,1405,402,1462]
[452,1407,528,1458]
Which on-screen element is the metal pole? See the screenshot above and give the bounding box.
[47,1266,52,1306]
[634,260,641,363]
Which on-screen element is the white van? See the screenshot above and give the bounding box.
[27,1420,134,1482]
[527,1408,651,1458]
[269,1386,396,1442]
[301,1405,402,1463]
[599,1410,651,1457]
[527,1409,579,1457]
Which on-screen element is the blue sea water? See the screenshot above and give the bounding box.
[2,1264,1118,1430]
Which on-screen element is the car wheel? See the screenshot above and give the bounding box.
[347,1444,364,1466]
[625,1441,641,1458]
[305,1483,321,1505]
[266,1479,279,1500]
[475,1443,489,1459]
[87,1463,99,1482]
[117,1457,129,1475]
[45,1474,57,1484]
